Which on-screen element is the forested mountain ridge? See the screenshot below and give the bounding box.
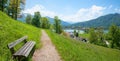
[72,13,120,28]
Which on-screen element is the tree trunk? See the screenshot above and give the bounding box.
[15,7,17,20]
[15,0,18,20]
[111,41,114,48]
[1,0,4,11]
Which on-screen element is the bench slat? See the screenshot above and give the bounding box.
[20,41,33,56]
[13,41,31,56]
[13,41,35,57]
[8,36,28,49]
[23,41,35,57]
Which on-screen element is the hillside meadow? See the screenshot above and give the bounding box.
[0,11,41,61]
[46,30,120,61]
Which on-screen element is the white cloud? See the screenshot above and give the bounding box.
[23,4,57,18]
[23,5,44,15]
[23,5,105,23]
[115,8,120,13]
[61,5,106,23]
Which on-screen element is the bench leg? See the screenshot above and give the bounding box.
[13,56,24,61]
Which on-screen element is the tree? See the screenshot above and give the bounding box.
[8,0,21,19]
[32,12,41,27]
[109,24,120,49]
[84,28,89,34]
[96,28,107,47]
[0,0,25,20]
[41,17,50,29]
[54,16,62,34]
[74,29,77,36]
[0,0,22,20]
[26,14,32,24]
[89,28,107,46]
[0,0,7,11]
[89,28,98,44]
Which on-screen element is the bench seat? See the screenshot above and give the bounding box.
[13,41,35,57]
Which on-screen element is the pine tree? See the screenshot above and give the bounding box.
[32,12,41,27]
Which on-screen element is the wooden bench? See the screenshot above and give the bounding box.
[7,36,36,60]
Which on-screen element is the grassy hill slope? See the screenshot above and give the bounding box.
[46,30,120,61]
[0,11,41,61]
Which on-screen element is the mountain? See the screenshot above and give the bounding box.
[72,13,120,28]
[46,17,71,26]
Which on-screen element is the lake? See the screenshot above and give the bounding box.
[64,29,85,34]
[64,29,108,34]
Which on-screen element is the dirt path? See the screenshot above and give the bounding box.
[32,30,62,61]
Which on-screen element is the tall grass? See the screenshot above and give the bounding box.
[0,11,41,61]
[46,30,120,61]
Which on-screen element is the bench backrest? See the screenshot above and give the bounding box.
[7,36,28,49]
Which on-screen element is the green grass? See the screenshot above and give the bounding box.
[0,11,41,61]
[46,30,120,61]
[79,33,89,38]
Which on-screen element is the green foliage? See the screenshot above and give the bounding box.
[0,11,41,61]
[26,14,32,24]
[46,30,120,61]
[0,0,23,20]
[89,28,107,47]
[73,29,76,36]
[84,28,89,33]
[0,0,7,11]
[32,12,41,27]
[41,17,50,29]
[46,17,71,26]
[8,0,21,19]
[108,24,120,49]
[96,28,107,47]
[54,16,62,34]
[89,28,98,43]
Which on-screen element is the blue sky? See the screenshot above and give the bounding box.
[23,0,120,23]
